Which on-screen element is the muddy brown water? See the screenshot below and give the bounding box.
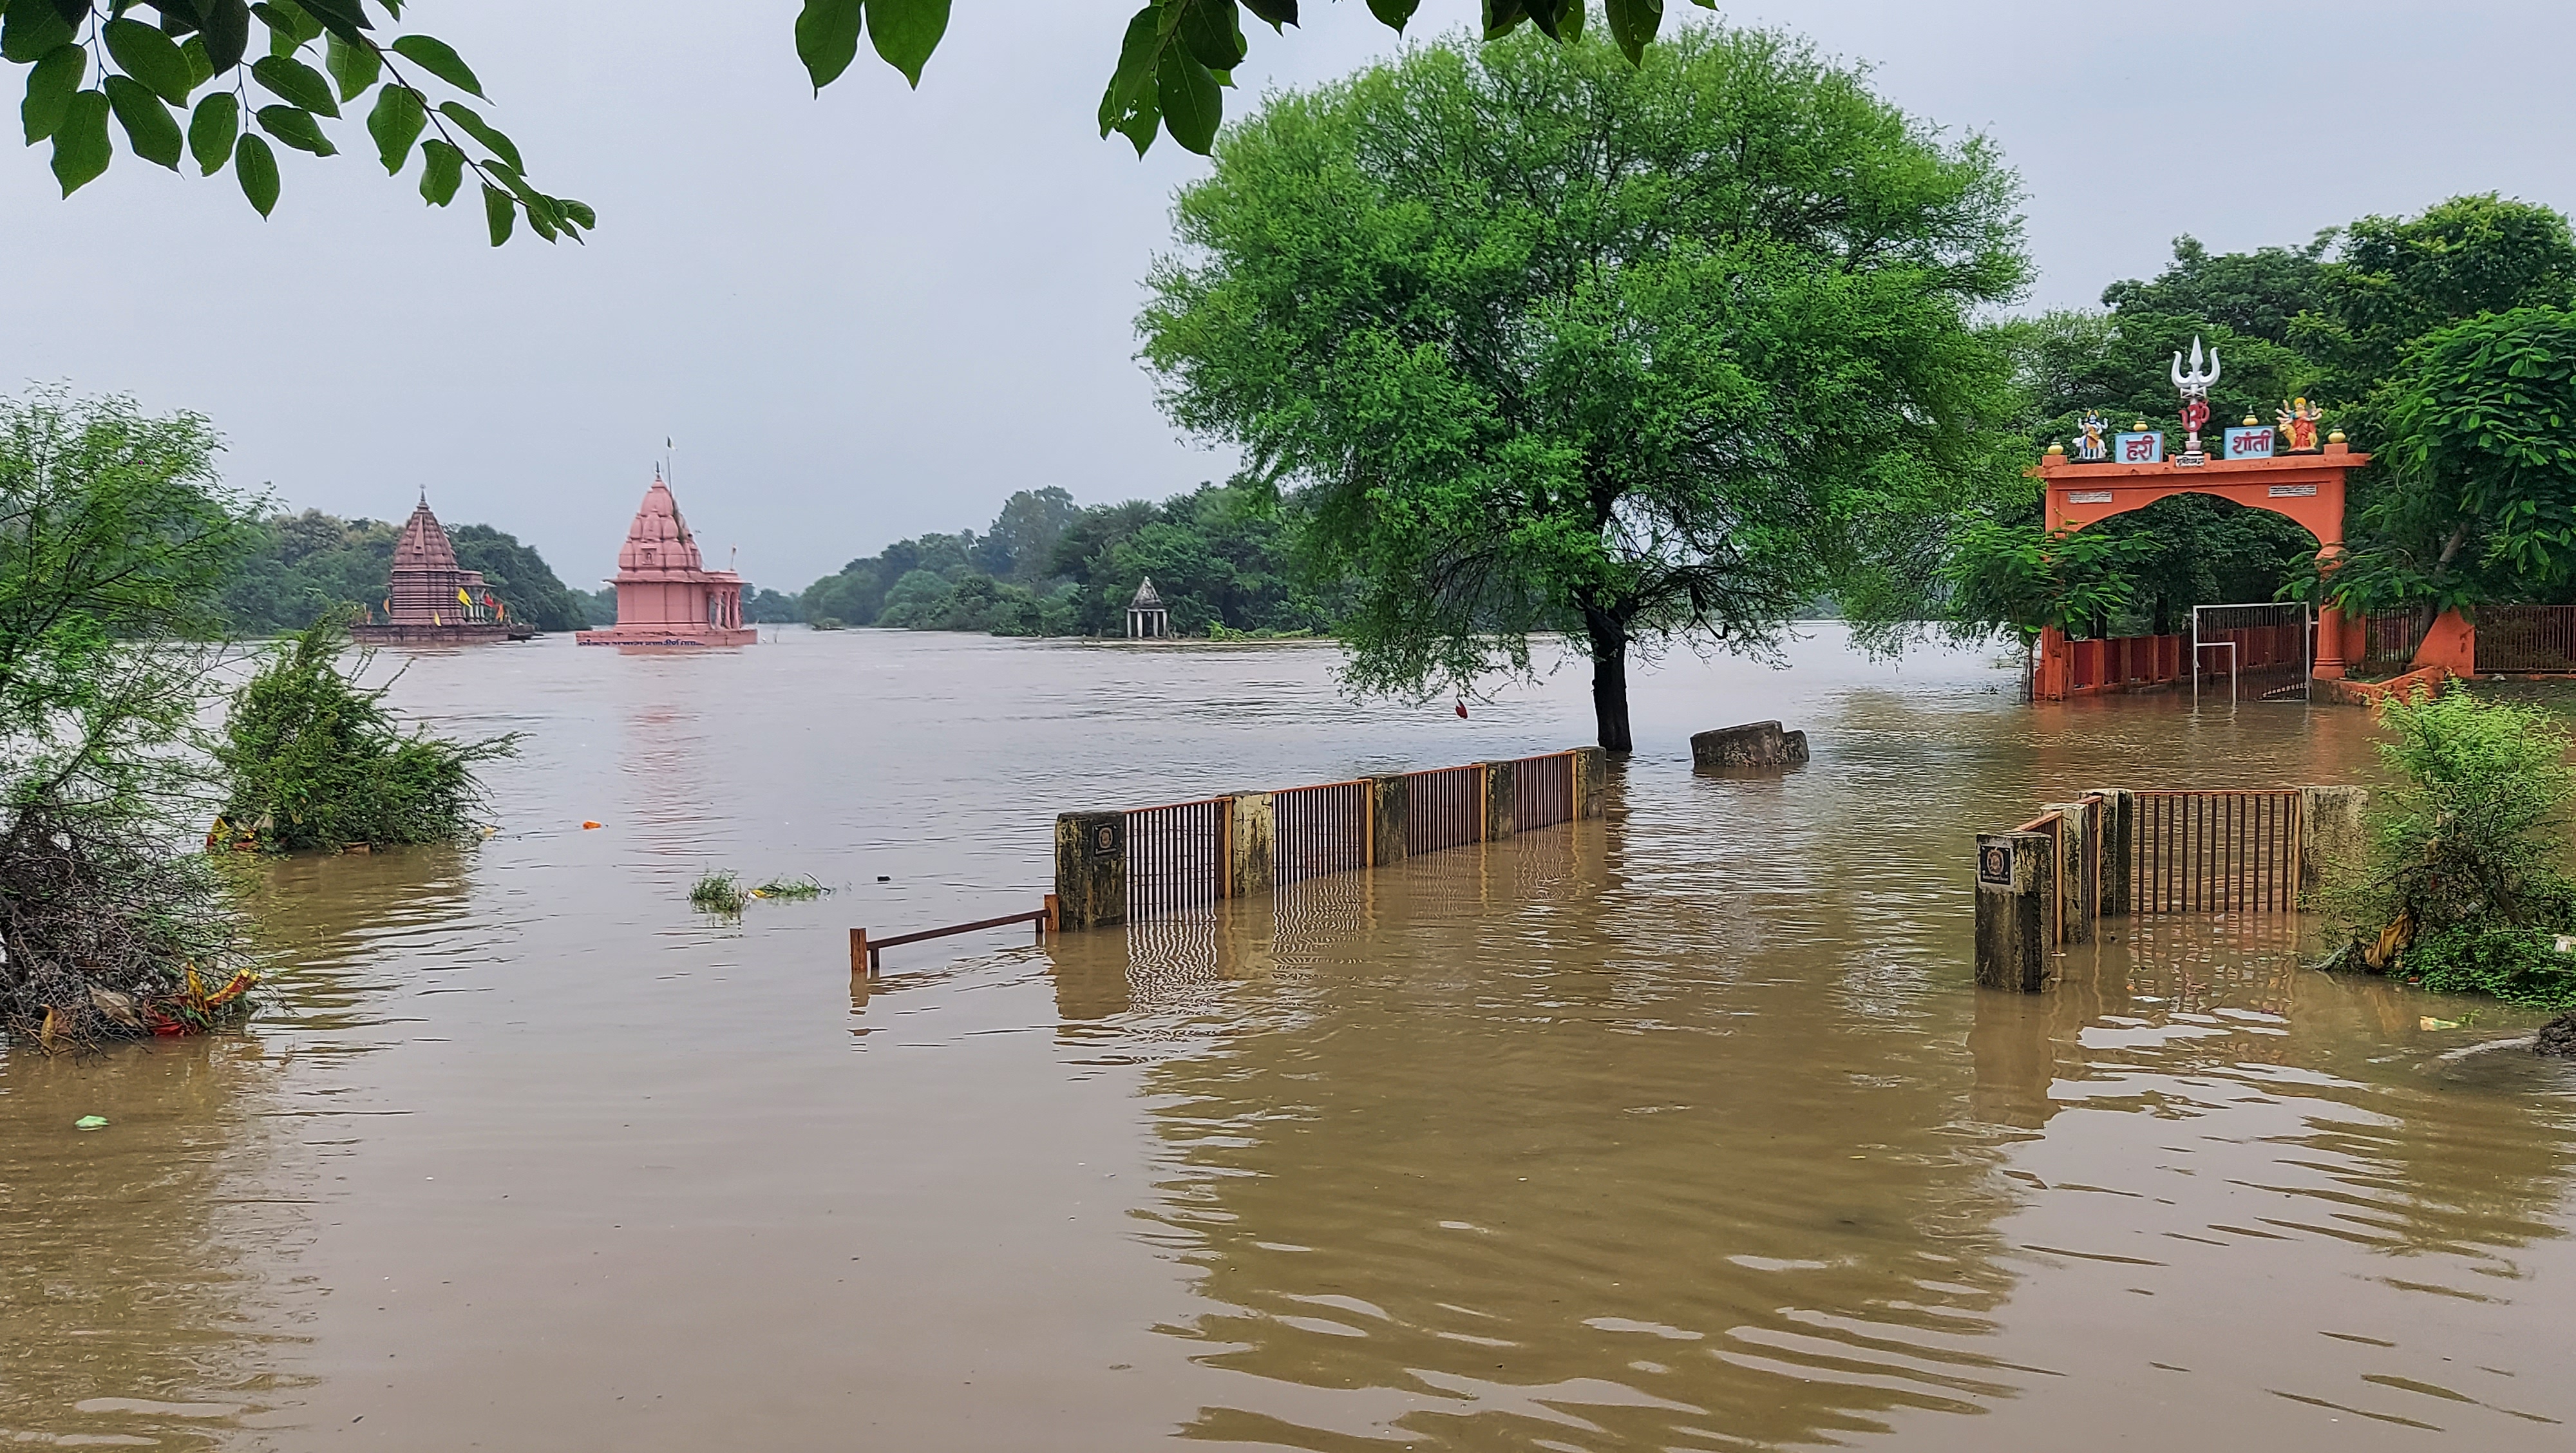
[5,627,2574,1450]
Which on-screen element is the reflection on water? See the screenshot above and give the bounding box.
[5,628,2573,1450]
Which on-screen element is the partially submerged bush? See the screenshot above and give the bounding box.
[2327,687,2576,1007]
[215,616,518,853]
[690,870,748,915]
[752,875,826,900]
[2,388,263,1044]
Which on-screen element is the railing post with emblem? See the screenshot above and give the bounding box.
[1976,830,2052,992]
[1054,811,1128,930]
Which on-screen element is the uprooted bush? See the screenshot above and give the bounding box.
[0,806,257,1045]
[214,615,520,853]
[2324,686,2576,1008]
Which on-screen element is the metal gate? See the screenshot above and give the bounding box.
[2130,790,2302,914]
[2192,602,2310,704]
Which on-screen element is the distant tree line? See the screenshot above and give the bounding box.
[794,482,1334,638]
[222,508,596,635]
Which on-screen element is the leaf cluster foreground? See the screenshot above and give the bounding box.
[2327,687,2576,1008]
[214,614,516,853]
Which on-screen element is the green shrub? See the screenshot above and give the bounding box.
[690,870,748,915]
[215,616,518,853]
[2329,686,2576,1006]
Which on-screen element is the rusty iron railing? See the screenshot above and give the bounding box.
[2475,605,2576,673]
[1405,764,1486,857]
[2132,790,2301,915]
[1510,750,1577,833]
[1125,795,1233,918]
[1273,779,1372,886]
[852,897,1056,973]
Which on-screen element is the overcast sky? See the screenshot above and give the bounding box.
[5,1,2571,591]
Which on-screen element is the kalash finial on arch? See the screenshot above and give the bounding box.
[2171,336,2221,465]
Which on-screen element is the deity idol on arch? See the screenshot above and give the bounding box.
[2277,397,2324,452]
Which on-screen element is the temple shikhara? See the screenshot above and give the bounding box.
[352,494,514,646]
[576,473,754,647]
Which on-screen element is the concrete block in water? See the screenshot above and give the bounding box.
[1479,761,1517,840]
[1573,746,1609,819]
[1054,811,1127,930]
[1367,774,1409,866]
[1975,830,2052,992]
[2299,786,2369,898]
[1226,792,1274,900]
[1690,720,1810,769]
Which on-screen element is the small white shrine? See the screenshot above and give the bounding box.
[1126,578,1171,639]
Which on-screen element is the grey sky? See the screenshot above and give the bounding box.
[4,1,2570,593]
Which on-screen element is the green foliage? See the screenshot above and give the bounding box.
[689,869,747,915]
[2401,922,2576,1010]
[752,874,826,900]
[797,482,1323,638]
[14,1,1722,235]
[1,386,262,1043]
[4,0,585,243]
[2312,308,2576,619]
[1139,22,2028,749]
[2299,195,2576,431]
[221,508,584,634]
[1941,520,2152,691]
[214,614,518,852]
[2329,689,2576,1005]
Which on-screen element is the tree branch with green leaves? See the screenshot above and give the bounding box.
[6,0,584,243]
[12,3,1721,245]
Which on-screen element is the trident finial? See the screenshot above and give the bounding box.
[2172,336,2221,397]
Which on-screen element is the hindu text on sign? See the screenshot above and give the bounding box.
[2116,431,2164,464]
[2224,426,2276,459]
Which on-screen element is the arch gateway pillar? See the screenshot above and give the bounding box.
[2032,438,2368,698]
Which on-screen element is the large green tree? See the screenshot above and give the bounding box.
[1139,21,2027,751]
[6,1,1710,238]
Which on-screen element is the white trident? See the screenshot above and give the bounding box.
[2171,336,2222,461]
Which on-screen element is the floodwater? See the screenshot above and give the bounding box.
[5,626,2574,1451]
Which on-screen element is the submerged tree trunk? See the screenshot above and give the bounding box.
[1584,607,1634,754]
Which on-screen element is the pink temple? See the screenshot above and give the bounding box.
[575,473,755,647]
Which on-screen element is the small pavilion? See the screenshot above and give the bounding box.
[351,493,510,646]
[576,472,754,647]
[1127,579,1171,639]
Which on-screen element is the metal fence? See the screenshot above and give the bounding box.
[1273,779,1371,886]
[2360,611,2429,674]
[2131,790,2302,915]
[2192,603,2309,702]
[1511,751,1576,833]
[1405,764,1486,857]
[1124,795,1231,918]
[2476,605,2576,673]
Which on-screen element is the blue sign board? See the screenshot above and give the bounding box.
[2115,430,2164,464]
[2224,424,2277,459]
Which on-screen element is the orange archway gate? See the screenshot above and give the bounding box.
[2031,441,2370,698]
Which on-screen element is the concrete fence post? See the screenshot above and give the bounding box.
[1975,830,2052,992]
[1054,811,1126,930]
[2298,786,2369,900]
[1367,774,1409,868]
[2090,788,2134,917]
[1572,747,1608,820]
[1481,761,1517,841]
[2041,801,2097,944]
[1227,792,1274,900]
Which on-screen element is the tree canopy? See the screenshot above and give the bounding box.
[7,0,1713,241]
[1139,21,2028,750]
[220,506,591,634]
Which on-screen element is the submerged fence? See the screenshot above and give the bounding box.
[1973,785,2366,992]
[1054,749,1605,928]
[2476,605,2576,674]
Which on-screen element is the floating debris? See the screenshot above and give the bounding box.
[75,1116,108,1130]
[689,871,748,915]
[754,876,828,901]
[581,821,603,830]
